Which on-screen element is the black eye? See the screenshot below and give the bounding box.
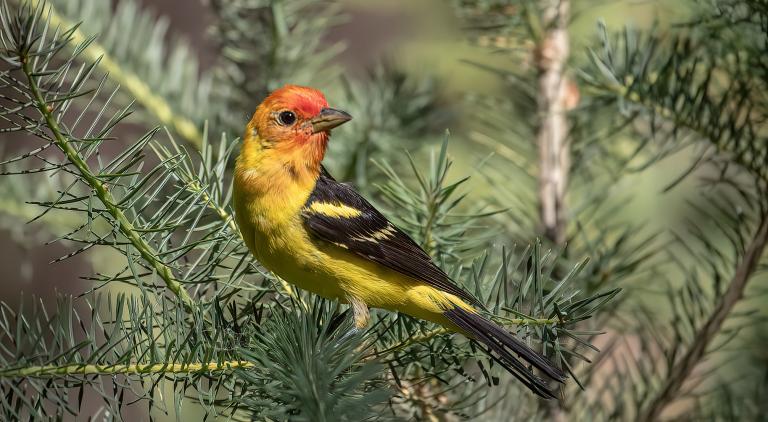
[277,110,296,126]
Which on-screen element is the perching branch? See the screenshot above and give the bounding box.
[0,361,256,378]
[21,57,196,310]
[536,0,571,246]
[638,213,768,422]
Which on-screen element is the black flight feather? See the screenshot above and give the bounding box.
[444,306,566,399]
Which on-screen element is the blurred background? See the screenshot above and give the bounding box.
[0,0,684,319]
[1,0,766,421]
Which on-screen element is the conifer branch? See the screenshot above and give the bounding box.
[0,1,624,417]
[21,57,195,310]
[26,0,204,149]
[0,361,256,377]
[535,3,575,418]
[638,213,768,422]
[588,81,751,169]
[193,181,239,234]
[584,28,767,184]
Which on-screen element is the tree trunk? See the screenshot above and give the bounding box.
[537,0,571,247]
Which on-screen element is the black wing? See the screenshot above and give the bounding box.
[301,167,483,308]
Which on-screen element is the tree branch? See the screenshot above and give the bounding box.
[638,212,768,422]
[21,57,196,311]
[537,0,571,247]
[536,2,573,418]
[587,76,768,185]
[28,0,203,149]
[0,361,255,378]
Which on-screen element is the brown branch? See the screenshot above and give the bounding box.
[536,0,572,247]
[638,213,768,422]
[534,2,582,419]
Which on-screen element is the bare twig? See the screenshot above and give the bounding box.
[536,0,571,246]
[638,213,768,422]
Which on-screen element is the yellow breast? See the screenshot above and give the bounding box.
[232,138,346,299]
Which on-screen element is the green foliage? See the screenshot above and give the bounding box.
[329,63,446,187]
[0,1,619,419]
[18,0,768,420]
[235,299,390,421]
[0,293,243,419]
[374,137,499,262]
[450,0,768,420]
[583,21,767,184]
[41,0,214,148]
[571,2,768,420]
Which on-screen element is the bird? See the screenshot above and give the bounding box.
[232,84,566,398]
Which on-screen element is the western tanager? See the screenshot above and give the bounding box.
[233,85,565,398]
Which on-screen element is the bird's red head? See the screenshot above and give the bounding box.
[246,85,351,160]
[238,85,351,189]
[238,85,351,192]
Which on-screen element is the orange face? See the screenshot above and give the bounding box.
[249,85,352,150]
[238,85,353,191]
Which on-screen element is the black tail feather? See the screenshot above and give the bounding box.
[444,307,566,399]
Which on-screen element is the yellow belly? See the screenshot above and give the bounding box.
[243,218,460,327]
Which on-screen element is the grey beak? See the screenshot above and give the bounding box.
[311,108,352,133]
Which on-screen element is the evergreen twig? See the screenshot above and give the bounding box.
[0,361,256,377]
[20,56,195,310]
[24,0,204,148]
